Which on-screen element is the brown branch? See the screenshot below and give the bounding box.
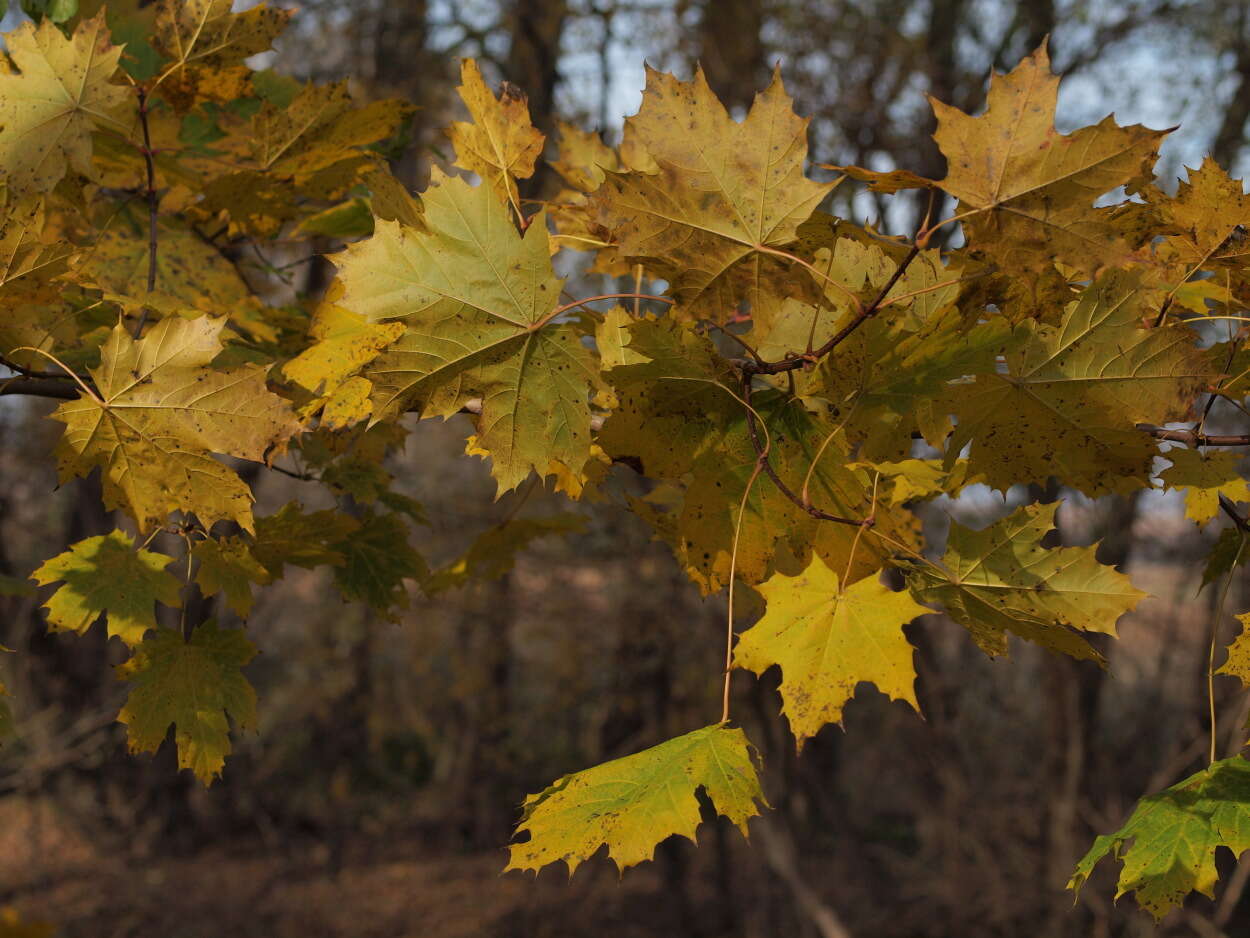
[1137,424,1250,447]
[750,243,922,376]
[0,377,80,400]
[133,86,160,340]
[1220,493,1250,533]
[739,365,867,528]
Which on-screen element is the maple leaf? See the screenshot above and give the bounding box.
[597,66,832,317]
[426,514,587,593]
[337,172,598,493]
[78,215,256,315]
[31,530,181,646]
[192,537,271,619]
[116,622,257,785]
[1160,449,1248,526]
[550,120,619,192]
[506,724,766,875]
[735,559,925,748]
[282,301,406,397]
[1070,756,1250,920]
[52,316,302,533]
[250,502,356,577]
[330,511,426,617]
[945,272,1217,494]
[447,58,544,211]
[0,11,130,196]
[909,502,1146,662]
[929,43,1167,277]
[1152,158,1250,283]
[151,0,290,111]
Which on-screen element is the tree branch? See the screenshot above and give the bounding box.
[750,242,921,376]
[1137,424,1250,447]
[738,365,868,527]
[0,377,80,400]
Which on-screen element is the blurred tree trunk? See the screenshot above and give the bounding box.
[506,0,568,201]
[694,0,766,113]
[1212,5,1250,169]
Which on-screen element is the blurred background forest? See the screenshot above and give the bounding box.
[3,0,1250,936]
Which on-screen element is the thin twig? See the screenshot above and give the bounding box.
[738,365,866,527]
[749,243,921,376]
[1139,424,1250,447]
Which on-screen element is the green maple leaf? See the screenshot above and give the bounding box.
[250,502,357,577]
[116,621,257,785]
[330,511,426,617]
[597,66,832,317]
[1070,756,1250,920]
[425,514,587,594]
[506,724,766,876]
[32,530,182,646]
[0,11,130,196]
[735,559,926,748]
[336,171,598,493]
[52,316,302,533]
[192,537,271,619]
[945,272,1217,494]
[909,502,1146,662]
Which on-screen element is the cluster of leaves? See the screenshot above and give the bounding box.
[3,1,1250,921]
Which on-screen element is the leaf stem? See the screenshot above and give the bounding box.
[1211,531,1247,765]
[723,459,765,725]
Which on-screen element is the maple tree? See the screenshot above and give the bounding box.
[4,1,1250,923]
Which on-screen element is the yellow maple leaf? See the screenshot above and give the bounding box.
[52,316,302,533]
[447,58,544,213]
[0,11,131,196]
[736,559,925,748]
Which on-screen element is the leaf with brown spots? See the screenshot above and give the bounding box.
[944,271,1218,494]
[735,559,926,748]
[52,316,301,533]
[0,11,130,195]
[596,66,833,318]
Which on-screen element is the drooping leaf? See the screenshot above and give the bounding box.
[1070,756,1250,920]
[506,723,766,875]
[447,58,544,210]
[735,559,925,748]
[116,621,257,785]
[329,511,426,617]
[192,536,271,618]
[909,502,1146,661]
[32,530,181,646]
[250,502,357,577]
[52,316,302,533]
